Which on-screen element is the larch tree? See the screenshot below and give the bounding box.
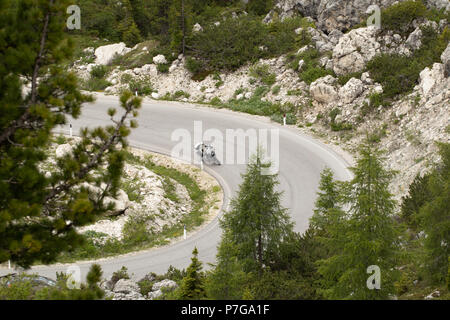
[0,0,141,268]
[178,247,206,300]
[220,149,293,273]
[318,140,401,300]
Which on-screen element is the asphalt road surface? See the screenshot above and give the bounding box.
[0,94,352,281]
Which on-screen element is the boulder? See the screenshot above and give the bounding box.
[338,78,364,104]
[94,43,131,65]
[406,27,423,50]
[152,279,178,292]
[265,0,402,32]
[55,144,72,158]
[332,26,381,76]
[113,292,145,300]
[151,92,160,100]
[310,75,338,104]
[148,290,163,300]
[113,279,140,294]
[298,59,305,71]
[153,54,167,65]
[193,23,203,33]
[419,63,446,97]
[441,42,450,77]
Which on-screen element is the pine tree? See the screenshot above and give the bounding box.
[310,167,344,236]
[0,0,141,268]
[220,149,293,273]
[419,143,450,283]
[118,0,142,47]
[318,140,400,299]
[206,233,249,300]
[168,0,193,53]
[178,247,206,300]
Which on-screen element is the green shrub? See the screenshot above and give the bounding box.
[272,85,281,95]
[293,48,335,84]
[128,77,154,96]
[246,0,273,16]
[369,92,386,108]
[171,90,190,100]
[367,26,449,100]
[138,280,153,296]
[186,57,203,75]
[249,64,276,86]
[111,266,130,285]
[210,97,222,106]
[187,15,307,72]
[157,63,169,74]
[83,77,111,91]
[188,15,266,71]
[381,1,429,36]
[270,112,297,125]
[90,65,108,79]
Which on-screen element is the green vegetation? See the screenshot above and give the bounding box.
[206,88,298,125]
[400,143,450,285]
[381,1,429,36]
[56,151,209,262]
[367,25,449,103]
[249,64,277,86]
[288,48,335,84]
[176,247,207,300]
[0,0,141,269]
[163,141,450,300]
[220,149,294,272]
[0,265,105,300]
[128,77,155,96]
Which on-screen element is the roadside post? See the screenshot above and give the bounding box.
[8,260,11,269]
[69,123,73,137]
[184,225,187,240]
[283,114,287,126]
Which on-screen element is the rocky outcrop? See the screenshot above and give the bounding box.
[266,0,406,32]
[94,43,131,65]
[332,26,381,76]
[102,273,179,300]
[442,43,450,77]
[55,144,72,158]
[310,75,338,104]
[419,63,446,97]
[153,54,167,65]
[338,78,364,104]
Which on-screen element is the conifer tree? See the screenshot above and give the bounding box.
[206,233,249,300]
[318,140,400,299]
[220,149,293,273]
[169,0,193,53]
[310,167,344,236]
[0,0,141,268]
[419,143,450,283]
[178,247,206,300]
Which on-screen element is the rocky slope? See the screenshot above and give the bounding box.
[43,138,222,244]
[70,2,449,202]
